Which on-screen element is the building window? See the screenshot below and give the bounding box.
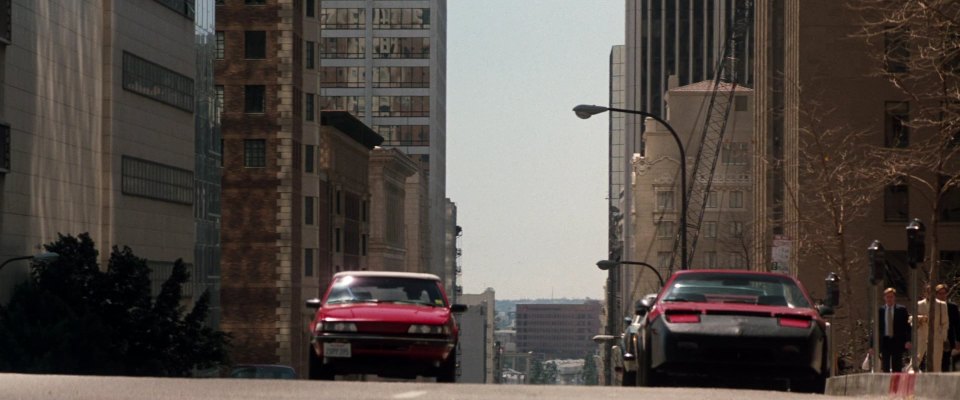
[121,156,194,205]
[371,96,429,117]
[361,234,368,256]
[721,142,748,165]
[319,37,365,58]
[335,228,342,253]
[372,8,431,29]
[884,179,909,222]
[319,8,365,29]
[940,174,960,222]
[374,125,429,146]
[245,85,265,113]
[305,196,315,225]
[729,191,744,208]
[0,123,9,172]
[305,41,315,69]
[336,189,342,215]
[373,66,430,88]
[0,0,9,43]
[320,96,365,117]
[362,200,368,222]
[304,248,314,277]
[703,221,717,238]
[305,93,314,121]
[706,191,719,208]
[244,31,266,59]
[122,52,195,112]
[245,0,265,5]
[215,85,224,121]
[885,28,909,73]
[656,190,674,211]
[657,252,672,269]
[215,0,223,5]
[154,0,195,19]
[657,221,675,238]
[884,102,909,148]
[304,144,315,173]
[734,95,748,112]
[244,139,266,168]
[215,31,225,59]
[372,37,430,59]
[320,67,366,88]
[729,221,744,238]
[704,252,717,269]
[728,253,747,269]
[305,0,315,17]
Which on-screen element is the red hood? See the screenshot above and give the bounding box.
[320,303,453,325]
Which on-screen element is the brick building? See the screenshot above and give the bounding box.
[515,301,603,360]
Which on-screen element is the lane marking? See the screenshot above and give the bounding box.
[393,390,428,399]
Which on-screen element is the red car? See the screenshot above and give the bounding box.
[306,271,467,381]
[630,270,835,392]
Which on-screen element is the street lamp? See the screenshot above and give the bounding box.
[867,240,885,372]
[596,259,664,288]
[574,104,688,271]
[0,252,60,272]
[905,218,925,371]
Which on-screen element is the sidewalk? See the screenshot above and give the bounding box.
[826,372,960,399]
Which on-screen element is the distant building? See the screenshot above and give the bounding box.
[515,301,602,360]
[459,288,496,383]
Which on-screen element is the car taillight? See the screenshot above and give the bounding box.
[665,313,701,323]
[778,317,811,329]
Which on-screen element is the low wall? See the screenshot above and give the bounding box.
[826,372,960,399]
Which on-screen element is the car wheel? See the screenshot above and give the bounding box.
[308,348,335,381]
[436,353,457,383]
[622,370,637,386]
[637,337,660,387]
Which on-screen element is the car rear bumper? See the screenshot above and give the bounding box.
[649,315,825,379]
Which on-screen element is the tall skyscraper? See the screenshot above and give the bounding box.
[316,1,449,283]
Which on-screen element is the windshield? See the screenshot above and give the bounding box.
[325,276,448,307]
[661,273,811,308]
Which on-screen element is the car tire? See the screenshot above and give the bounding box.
[436,353,457,383]
[622,370,637,386]
[308,348,335,381]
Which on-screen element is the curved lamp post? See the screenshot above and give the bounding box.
[574,104,688,271]
[596,259,664,288]
[0,251,60,272]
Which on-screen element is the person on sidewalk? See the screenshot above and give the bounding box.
[914,285,949,372]
[935,284,960,372]
[876,287,912,372]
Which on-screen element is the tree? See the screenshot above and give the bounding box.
[0,233,230,376]
[579,354,599,386]
[853,0,960,371]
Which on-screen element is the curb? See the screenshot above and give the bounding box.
[826,372,960,399]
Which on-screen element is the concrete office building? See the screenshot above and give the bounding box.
[316,0,451,289]
[0,0,219,310]
[752,1,960,340]
[515,301,603,360]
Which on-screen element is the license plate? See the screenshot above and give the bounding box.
[323,342,351,358]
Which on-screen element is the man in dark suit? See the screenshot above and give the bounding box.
[877,287,912,372]
[935,284,960,372]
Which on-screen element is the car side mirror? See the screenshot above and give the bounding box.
[817,303,835,317]
[305,298,322,309]
[635,293,657,316]
[450,304,468,313]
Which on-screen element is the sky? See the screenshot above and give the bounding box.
[446,1,625,300]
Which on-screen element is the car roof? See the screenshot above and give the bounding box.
[332,270,442,281]
[672,269,799,280]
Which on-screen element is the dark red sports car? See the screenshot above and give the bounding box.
[630,270,833,392]
[306,271,467,382]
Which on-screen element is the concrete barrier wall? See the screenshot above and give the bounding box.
[826,373,960,399]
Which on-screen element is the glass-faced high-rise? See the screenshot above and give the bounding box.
[316,0,448,281]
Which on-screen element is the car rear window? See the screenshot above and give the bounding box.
[325,276,447,307]
[661,273,811,308]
